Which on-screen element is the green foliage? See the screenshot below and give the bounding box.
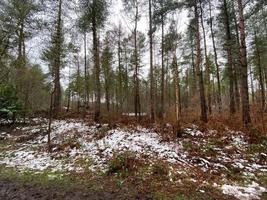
[79,0,109,30]
[107,151,137,177]
[0,83,22,118]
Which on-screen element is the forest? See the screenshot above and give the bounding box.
[0,0,267,199]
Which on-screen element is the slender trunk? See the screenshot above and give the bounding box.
[195,1,208,123]
[67,67,71,112]
[208,0,222,112]
[17,22,25,65]
[254,30,265,110]
[53,0,62,116]
[84,33,89,108]
[173,55,181,128]
[200,0,212,114]
[134,5,140,119]
[233,6,241,111]
[118,24,123,112]
[105,84,110,112]
[149,0,155,122]
[249,65,255,104]
[92,15,101,122]
[77,57,81,113]
[237,0,251,126]
[160,15,165,119]
[233,64,240,111]
[47,87,54,153]
[185,69,189,108]
[223,0,235,115]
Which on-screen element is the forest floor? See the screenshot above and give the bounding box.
[0,118,267,200]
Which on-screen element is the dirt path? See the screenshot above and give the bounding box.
[0,177,151,200]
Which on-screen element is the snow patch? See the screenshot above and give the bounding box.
[221,182,266,200]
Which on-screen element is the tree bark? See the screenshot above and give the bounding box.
[208,0,222,112]
[149,0,155,122]
[200,1,212,114]
[223,0,235,115]
[254,30,265,110]
[195,1,208,123]
[173,55,181,128]
[118,24,123,112]
[160,14,165,119]
[84,33,89,108]
[53,0,63,116]
[92,1,101,122]
[237,0,251,126]
[134,4,141,119]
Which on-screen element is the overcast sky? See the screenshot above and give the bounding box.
[25,0,198,88]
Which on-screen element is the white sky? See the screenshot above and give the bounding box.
[25,0,231,89]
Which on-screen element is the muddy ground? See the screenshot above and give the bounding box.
[0,176,155,200]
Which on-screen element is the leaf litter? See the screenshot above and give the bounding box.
[0,118,266,199]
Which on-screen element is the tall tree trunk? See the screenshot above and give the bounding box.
[149,0,155,122]
[233,5,241,111]
[77,56,81,113]
[105,82,110,113]
[254,30,265,110]
[237,0,251,125]
[249,65,255,104]
[195,1,208,123]
[53,0,63,116]
[92,3,101,122]
[208,0,222,112]
[134,5,141,119]
[200,1,212,114]
[67,66,71,112]
[160,15,165,119]
[223,0,235,115]
[172,55,181,128]
[118,24,123,112]
[84,32,89,108]
[47,87,54,153]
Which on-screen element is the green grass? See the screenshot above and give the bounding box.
[0,165,101,191]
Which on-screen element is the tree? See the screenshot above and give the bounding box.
[149,0,155,122]
[200,0,212,114]
[153,0,174,119]
[42,0,64,117]
[221,0,236,115]
[79,0,109,122]
[122,0,143,119]
[237,0,251,125]
[101,32,113,113]
[208,0,222,112]
[194,0,208,122]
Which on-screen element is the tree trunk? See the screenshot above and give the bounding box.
[200,0,212,114]
[223,0,235,115]
[92,3,101,122]
[237,0,251,126]
[149,0,155,122]
[233,5,241,111]
[160,15,165,119]
[47,87,54,153]
[249,65,255,104]
[84,33,89,108]
[208,0,222,112]
[173,55,181,128]
[195,1,208,123]
[77,56,81,113]
[118,24,123,112]
[254,29,265,111]
[53,0,62,117]
[134,5,140,119]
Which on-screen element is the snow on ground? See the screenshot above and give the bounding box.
[1,119,267,199]
[221,182,266,200]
